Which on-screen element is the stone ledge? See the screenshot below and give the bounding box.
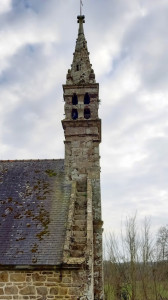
[63,257,85,265]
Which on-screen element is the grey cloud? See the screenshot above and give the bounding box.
[1,0,168,237]
[121,4,168,90]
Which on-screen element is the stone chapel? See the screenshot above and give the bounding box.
[0,15,103,300]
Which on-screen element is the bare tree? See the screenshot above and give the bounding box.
[125,214,138,300]
[139,217,154,300]
[157,225,168,261]
[105,233,125,299]
[104,217,168,300]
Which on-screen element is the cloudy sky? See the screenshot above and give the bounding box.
[0,0,168,236]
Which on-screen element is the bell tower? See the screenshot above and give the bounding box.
[62,15,101,181]
[62,15,103,299]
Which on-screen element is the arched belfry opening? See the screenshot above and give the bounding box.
[72,93,78,105]
[72,109,78,120]
[84,92,90,104]
[84,108,91,119]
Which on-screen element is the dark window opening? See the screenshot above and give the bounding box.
[84,108,91,119]
[72,93,78,105]
[72,109,78,120]
[84,93,90,104]
[76,64,80,71]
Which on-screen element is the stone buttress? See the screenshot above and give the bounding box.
[62,15,104,300]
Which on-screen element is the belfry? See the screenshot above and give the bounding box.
[0,14,104,300]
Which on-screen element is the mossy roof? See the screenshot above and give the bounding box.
[0,159,71,266]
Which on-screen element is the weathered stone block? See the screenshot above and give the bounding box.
[0,271,8,282]
[0,288,3,295]
[72,141,80,148]
[50,287,58,295]
[44,283,55,287]
[68,287,79,295]
[20,286,36,295]
[26,276,31,282]
[59,287,68,295]
[37,297,46,300]
[10,273,26,282]
[5,286,18,295]
[62,276,71,284]
[47,277,59,283]
[36,286,48,295]
[32,273,46,282]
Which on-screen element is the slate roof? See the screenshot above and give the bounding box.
[0,159,71,266]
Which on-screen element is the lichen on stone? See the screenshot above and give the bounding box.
[45,169,57,177]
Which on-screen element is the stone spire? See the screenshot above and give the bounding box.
[66,15,96,85]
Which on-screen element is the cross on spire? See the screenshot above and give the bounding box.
[80,0,83,16]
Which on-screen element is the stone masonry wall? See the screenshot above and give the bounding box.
[92,179,104,300]
[0,269,87,300]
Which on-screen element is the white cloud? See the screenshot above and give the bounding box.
[0,0,11,14]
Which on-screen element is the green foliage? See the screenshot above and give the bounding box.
[104,280,168,300]
[104,284,114,300]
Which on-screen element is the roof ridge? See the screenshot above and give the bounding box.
[0,158,64,162]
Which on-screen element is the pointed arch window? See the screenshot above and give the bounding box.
[72,109,78,120]
[84,93,90,104]
[84,108,91,119]
[72,93,78,105]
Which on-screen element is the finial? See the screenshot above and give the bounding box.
[77,15,85,35]
[80,0,83,16]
